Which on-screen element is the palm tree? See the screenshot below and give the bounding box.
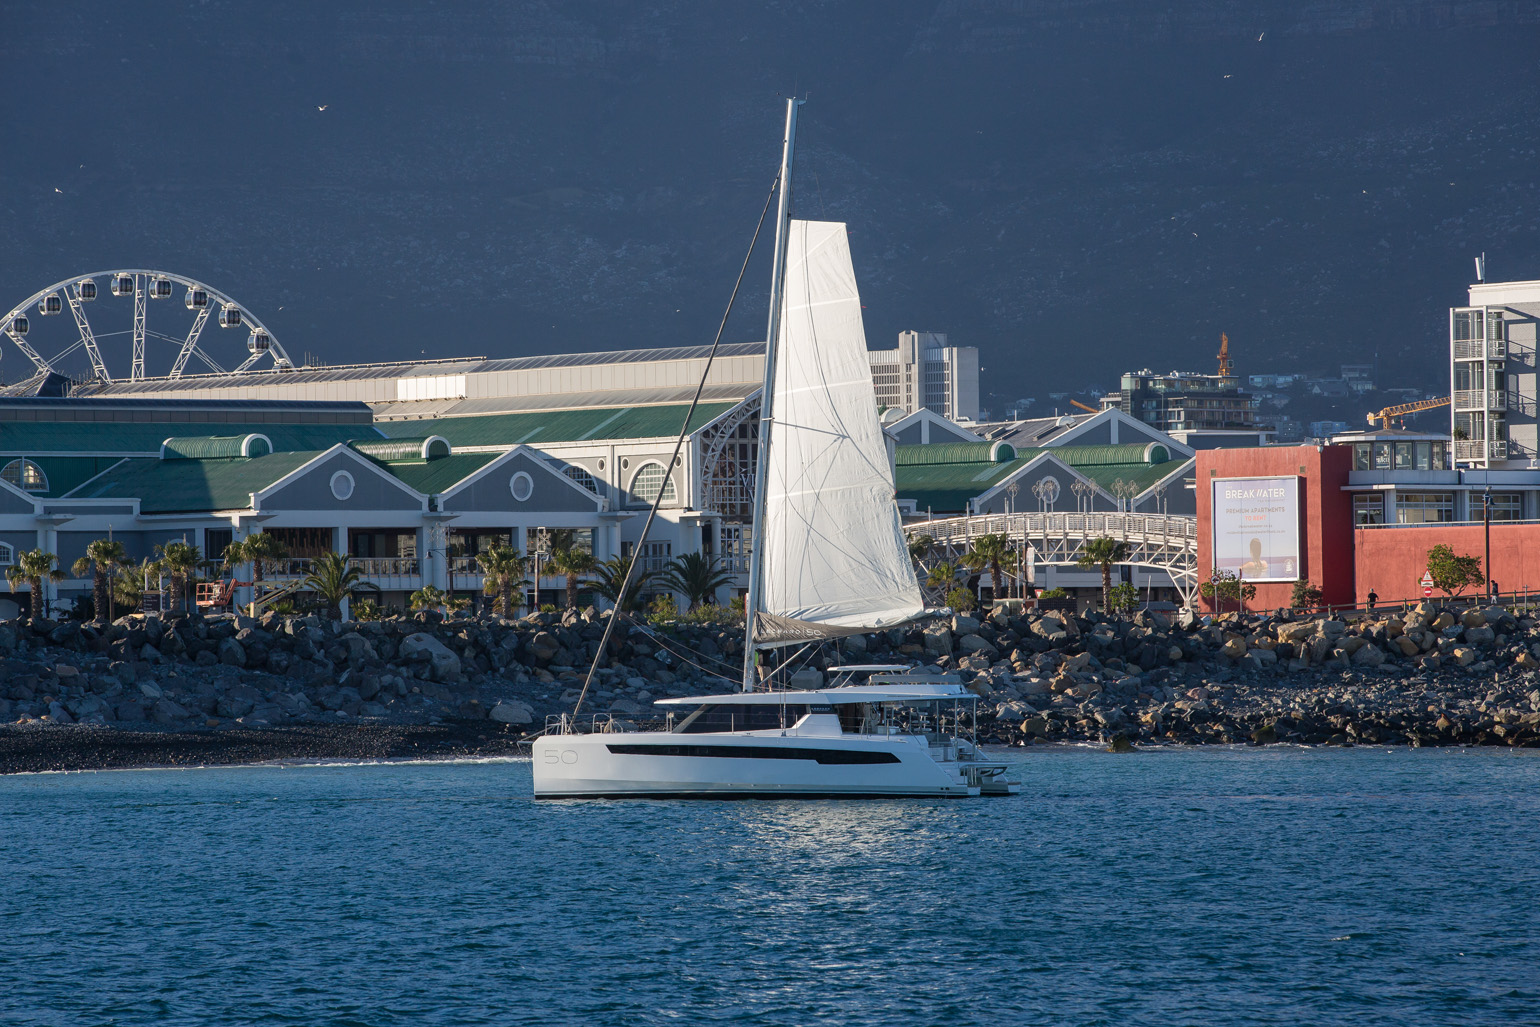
[6,549,65,619]
[547,544,597,609]
[477,544,527,616]
[72,538,128,624]
[591,554,653,613]
[963,533,1014,603]
[659,551,736,610]
[907,533,933,565]
[1076,536,1132,614]
[224,531,288,585]
[925,561,961,594]
[115,557,158,614]
[301,551,378,620]
[155,540,202,613]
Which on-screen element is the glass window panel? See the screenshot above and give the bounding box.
[1353,494,1384,525]
[1394,442,1414,468]
[1485,493,1523,521]
[1396,492,1454,524]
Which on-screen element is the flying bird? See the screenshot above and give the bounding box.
[54,187,62,193]
[1258,32,1265,41]
[316,105,328,111]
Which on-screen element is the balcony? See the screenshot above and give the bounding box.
[1455,440,1508,463]
[266,557,422,590]
[1453,338,1506,361]
[1453,389,1507,412]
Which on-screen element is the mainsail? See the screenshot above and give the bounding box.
[755,219,925,645]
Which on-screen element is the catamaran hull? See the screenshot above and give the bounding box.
[531,733,983,799]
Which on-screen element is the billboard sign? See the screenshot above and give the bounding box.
[1211,476,1301,583]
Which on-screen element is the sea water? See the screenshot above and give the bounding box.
[1,747,1536,1027]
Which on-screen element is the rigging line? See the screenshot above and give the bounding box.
[570,169,783,723]
[636,621,742,674]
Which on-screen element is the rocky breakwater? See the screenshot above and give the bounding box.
[7,597,1540,768]
[0,606,745,744]
[916,602,1540,748]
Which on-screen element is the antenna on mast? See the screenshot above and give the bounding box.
[1475,252,1487,283]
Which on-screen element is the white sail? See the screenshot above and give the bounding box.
[756,219,925,645]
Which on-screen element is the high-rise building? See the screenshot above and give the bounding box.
[1098,369,1260,435]
[867,331,980,421]
[1451,278,1540,468]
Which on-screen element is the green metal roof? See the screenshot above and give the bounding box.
[897,457,1031,514]
[376,452,499,495]
[895,441,1185,514]
[16,456,125,498]
[1043,443,1171,466]
[64,451,322,513]
[377,402,737,449]
[351,436,451,462]
[161,434,273,459]
[894,441,1014,466]
[0,420,382,455]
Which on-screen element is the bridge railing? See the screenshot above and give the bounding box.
[914,511,1197,547]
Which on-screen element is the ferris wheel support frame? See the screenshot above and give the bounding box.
[1,269,295,382]
[169,304,212,378]
[64,283,109,381]
[131,276,147,381]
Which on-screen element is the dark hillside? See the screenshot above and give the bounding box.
[3,1,1537,404]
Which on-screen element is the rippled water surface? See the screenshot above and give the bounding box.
[2,747,1537,1026]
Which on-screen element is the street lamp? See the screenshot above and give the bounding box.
[1032,476,1059,513]
[1111,478,1139,513]
[530,527,552,609]
[1484,486,1493,600]
[1070,478,1096,513]
[1006,481,1020,515]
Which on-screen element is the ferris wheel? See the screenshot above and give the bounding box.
[1,270,295,383]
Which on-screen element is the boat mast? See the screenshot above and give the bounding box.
[740,97,801,693]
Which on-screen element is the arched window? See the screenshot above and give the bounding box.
[560,464,600,493]
[0,542,13,566]
[1,459,48,492]
[629,462,676,505]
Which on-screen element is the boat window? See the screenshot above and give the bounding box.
[674,703,809,733]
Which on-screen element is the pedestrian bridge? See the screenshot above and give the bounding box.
[911,511,1201,606]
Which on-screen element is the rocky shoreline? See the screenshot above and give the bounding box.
[3,598,1539,773]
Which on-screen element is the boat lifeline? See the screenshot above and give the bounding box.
[532,100,1018,799]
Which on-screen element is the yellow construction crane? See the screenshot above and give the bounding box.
[1366,396,1450,429]
[1216,332,1234,380]
[1070,399,1099,413]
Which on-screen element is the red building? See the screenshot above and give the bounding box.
[1196,440,1540,609]
[1196,445,1355,610]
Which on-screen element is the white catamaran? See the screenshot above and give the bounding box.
[532,100,1019,799]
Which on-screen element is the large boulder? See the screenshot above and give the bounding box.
[490,699,535,725]
[957,634,998,657]
[526,631,561,662]
[217,637,246,668]
[923,623,953,657]
[151,698,191,724]
[400,632,462,681]
[1350,644,1386,667]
